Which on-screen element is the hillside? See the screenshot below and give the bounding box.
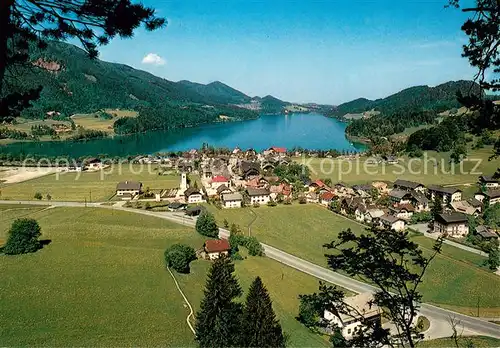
[4,41,260,133]
[331,81,482,118]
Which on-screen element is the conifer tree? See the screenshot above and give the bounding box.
[241,277,286,348]
[195,256,243,348]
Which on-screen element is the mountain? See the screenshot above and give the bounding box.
[5,40,259,129]
[258,95,289,113]
[331,80,482,118]
[177,80,251,105]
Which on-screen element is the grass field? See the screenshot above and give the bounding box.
[71,109,138,133]
[298,147,498,186]
[206,204,500,316]
[418,336,500,348]
[0,206,329,346]
[0,165,180,202]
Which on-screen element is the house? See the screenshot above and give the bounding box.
[372,182,389,194]
[340,197,364,215]
[320,192,336,206]
[266,146,287,157]
[389,190,413,204]
[309,180,326,192]
[167,202,187,212]
[352,184,374,198]
[433,212,469,238]
[116,181,142,198]
[211,175,230,189]
[269,183,292,201]
[475,225,498,241]
[467,198,483,212]
[184,187,205,204]
[383,155,398,164]
[67,161,83,172]
[478,175,500,188]
[427,185,462,204]
[222,192,243,208]
[247,187,271,205]
[450,200,481,216]
[323,292,381,340]
[378,214,405,232]
[217,184,233,197]
[306,192,319,203]
[411,191,430,212]
[204,239,231,260]
[474,189,500,207]
[393,179,426,194]
[364,208,385,224]
[240,161,260,179]
[355,204,368,222]
[389,204,414,220]
[84,157,102,170]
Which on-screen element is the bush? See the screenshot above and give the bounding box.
[164,244,197,273]
[46,193,52,201]
[195,211,219,237]
[253,202,260,208]
[231,251,244,261]
[267,200,277,207]
[145,202,151,210]
[245,236,264,256]
[410,211,432,224]
[2,218,42,255]
[34,192,42,200]
[299,197,307,204]
[283,199,292,205]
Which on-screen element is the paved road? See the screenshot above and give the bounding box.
[409,223,489,257]
[2,200,500,339]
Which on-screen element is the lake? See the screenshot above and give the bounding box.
[0,113,364,157]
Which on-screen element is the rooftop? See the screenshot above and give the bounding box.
[205,239,231,253]
[222,192,243,201]
[394,179,424,189]
[247,187,270,196]
[212,175,229,183]
[116,181,142,191]
[435,212,468,224]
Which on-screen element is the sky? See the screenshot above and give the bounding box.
[96,0,477,105]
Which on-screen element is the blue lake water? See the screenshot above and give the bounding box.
[0,113,364,157]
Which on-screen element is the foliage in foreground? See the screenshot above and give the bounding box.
[298,227,443,348]
[2,218,42,255]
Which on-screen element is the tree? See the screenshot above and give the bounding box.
[229,223,242,236]
[300,228,443,348]
[2,218,42,255]
[223,218,229,228]
[448,0,499,91]
[431,195,443,220]
[485,247,499,271]
[46,193,51,201]
[450,143,467,163]
[33,192,42,200]
[483,203,500,230]
[297,294,321,329]
[195,211,219,238]
[164,244,196,274]
[1,0,165,121]
[195,256,243,347]
[241,277,286,348]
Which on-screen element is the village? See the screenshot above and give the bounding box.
[93,146,500,249]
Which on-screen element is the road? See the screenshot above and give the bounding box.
[409,223,489,257]
[2,200,500,339]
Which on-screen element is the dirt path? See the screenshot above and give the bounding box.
[167,266,195,335]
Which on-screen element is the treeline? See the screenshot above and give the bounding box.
[406,116,467,152]
[346,110,438,138]
[114,104,257,134]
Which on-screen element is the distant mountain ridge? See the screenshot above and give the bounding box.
[6,40,287,121]
[331,80,482,118]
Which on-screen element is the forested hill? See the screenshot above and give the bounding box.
[5,40,265,132]
[331,80,482,118]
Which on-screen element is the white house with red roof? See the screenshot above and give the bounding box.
[204,239,231,260]
[264,146,287,157]
[210,175,230,189]
[320,191,336,206]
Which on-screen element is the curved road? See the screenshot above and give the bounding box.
[2,200,499,339]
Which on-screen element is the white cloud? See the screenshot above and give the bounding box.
[141,53,166,66]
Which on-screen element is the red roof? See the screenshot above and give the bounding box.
[212,175,229,183]
[271,146,287,153]
[205,239,231,253]
[321,192,336,201]
[311,180,325,188]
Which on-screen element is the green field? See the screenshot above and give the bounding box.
[298,147,498,185]
[71,110,138,133]
[0,165,180,202]
[206,204,500,316]
[0,206,329,346]
[418,336,500,348]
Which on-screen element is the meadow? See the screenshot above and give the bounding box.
[0,165,180,202]
[206,204,500,316]
[71,109,138,133]
[298,147,498,186]
[0,206,329,347]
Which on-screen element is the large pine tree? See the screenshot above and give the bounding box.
[195,256,243,348]
[241,277,286,348]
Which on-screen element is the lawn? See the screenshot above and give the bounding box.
[298,147,498,186]
[71,110,138,133]
[0,206,329,347]
[418,336,500,348]
[0,165,180,202]
[206,204,500,316]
